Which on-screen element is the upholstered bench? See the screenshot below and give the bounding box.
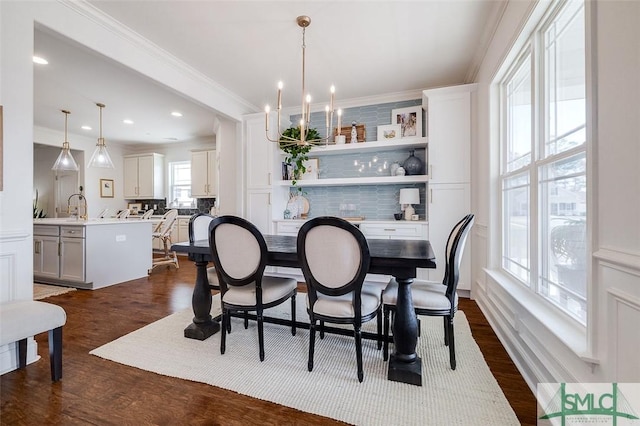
[0,300,67,381]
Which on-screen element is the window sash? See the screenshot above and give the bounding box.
[499,0,587,325]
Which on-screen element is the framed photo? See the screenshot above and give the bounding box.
[301,158,319,180]
[377,124,402,141]
[128,203,142,215]
[100,179,114,198]
[391,106,422,138]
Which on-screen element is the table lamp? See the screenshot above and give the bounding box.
[399,188,420,220]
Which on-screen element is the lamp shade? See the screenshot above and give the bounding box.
[399,188,419,205]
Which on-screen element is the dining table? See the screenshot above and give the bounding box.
[172,234,435,386]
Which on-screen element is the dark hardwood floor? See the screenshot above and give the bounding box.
[1,261,537,425]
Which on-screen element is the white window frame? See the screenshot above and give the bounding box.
[168,161,195,208]
[497,0,590,327]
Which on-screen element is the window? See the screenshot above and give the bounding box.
[169,161,195,208]
[500,0,587,324]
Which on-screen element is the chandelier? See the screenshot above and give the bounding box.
[51,109,79,172]
[88,102,114,168]
[264,15,340,147]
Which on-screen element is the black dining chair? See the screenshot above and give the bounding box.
[209,215,297,361]
[297,216,383,382]
[382,214,474,370]
[189,212,219,290]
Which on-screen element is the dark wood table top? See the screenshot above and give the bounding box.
[172,234,436,278]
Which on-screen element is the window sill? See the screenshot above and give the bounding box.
[484,268,599,366]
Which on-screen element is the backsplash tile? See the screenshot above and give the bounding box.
[288,99,427,221]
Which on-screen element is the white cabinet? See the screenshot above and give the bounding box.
[191,150,217,198]
[244,115,283,233]
[359,221,429,280]
[422,84,475,293]
[60,227,85,282]
[34,225,85,283]
[34,225,60,280]
[123,153,164,199]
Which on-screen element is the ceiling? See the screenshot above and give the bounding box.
[33,1,503,147]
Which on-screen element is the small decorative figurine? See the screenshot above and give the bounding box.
[350,121,358,143]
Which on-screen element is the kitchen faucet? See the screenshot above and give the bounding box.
[67,193,88,220]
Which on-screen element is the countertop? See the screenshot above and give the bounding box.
[34,218,157,226]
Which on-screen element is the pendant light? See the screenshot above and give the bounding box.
[52,110,79,171]
[88,102,114,168]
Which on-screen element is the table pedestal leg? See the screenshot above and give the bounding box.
[184,258,220,340]
[388,276,422,386]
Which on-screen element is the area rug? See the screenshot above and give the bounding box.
[90,296,519,425]
[34,283,76,300]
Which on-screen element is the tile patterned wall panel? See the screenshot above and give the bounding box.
[288,99,426,220]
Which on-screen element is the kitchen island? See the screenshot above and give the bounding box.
[33,218,153,290]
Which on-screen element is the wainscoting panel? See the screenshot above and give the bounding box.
[607,287,640,382]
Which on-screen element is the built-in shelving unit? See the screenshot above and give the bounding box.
[275,136,428,187]
[275,174,429,187]
[305,137,427,156]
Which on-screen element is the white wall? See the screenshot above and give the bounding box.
[472,0,640,390]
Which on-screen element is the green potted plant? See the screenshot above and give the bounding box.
[279,127,319,186]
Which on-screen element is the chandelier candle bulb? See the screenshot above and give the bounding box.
[265,105,270,131]
[325,105,330,130]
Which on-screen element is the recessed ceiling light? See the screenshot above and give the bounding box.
[33,56,48,65]
[123,119,134,124]
[81,125,92,130]
[171,111,183,117]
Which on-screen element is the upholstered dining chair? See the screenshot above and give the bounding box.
[297,216,383,383]
[188,212,219,290]
[382,214,474,370]
[209,215,297,361]
[149,209,179,273]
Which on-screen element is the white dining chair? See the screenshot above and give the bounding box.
[149,209,179,273]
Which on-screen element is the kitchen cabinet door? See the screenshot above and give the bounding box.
[60,237,85,282]
[34,235,60,279]
[246,117,276,189]
[191,150,217,198]
[247,190,273,235]
[427,183,471,290]
[123,156,140,198]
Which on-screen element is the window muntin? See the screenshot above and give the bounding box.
[500,0,587,324]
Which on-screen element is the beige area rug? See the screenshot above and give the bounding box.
[34,283,76,300]
[90,295,519,425]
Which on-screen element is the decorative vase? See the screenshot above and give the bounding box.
[390,161,401,176]
[403,149,423,175]
[350,121,358,143]
[395,166,406,176]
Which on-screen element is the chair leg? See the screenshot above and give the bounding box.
[17,338,27,369]
[448,315,456,370]
[220,309,227,355]
[49,327,63,382]
[443,316,449,346]
[383,307,390,361]
[355,325,364,383]
[376,306,382,350]
[308,320,316,372]
[319,320,325,339]
[244,311,249,329]
[257,308,265,362]
[291,294,297,336]
[227,311,232,333]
